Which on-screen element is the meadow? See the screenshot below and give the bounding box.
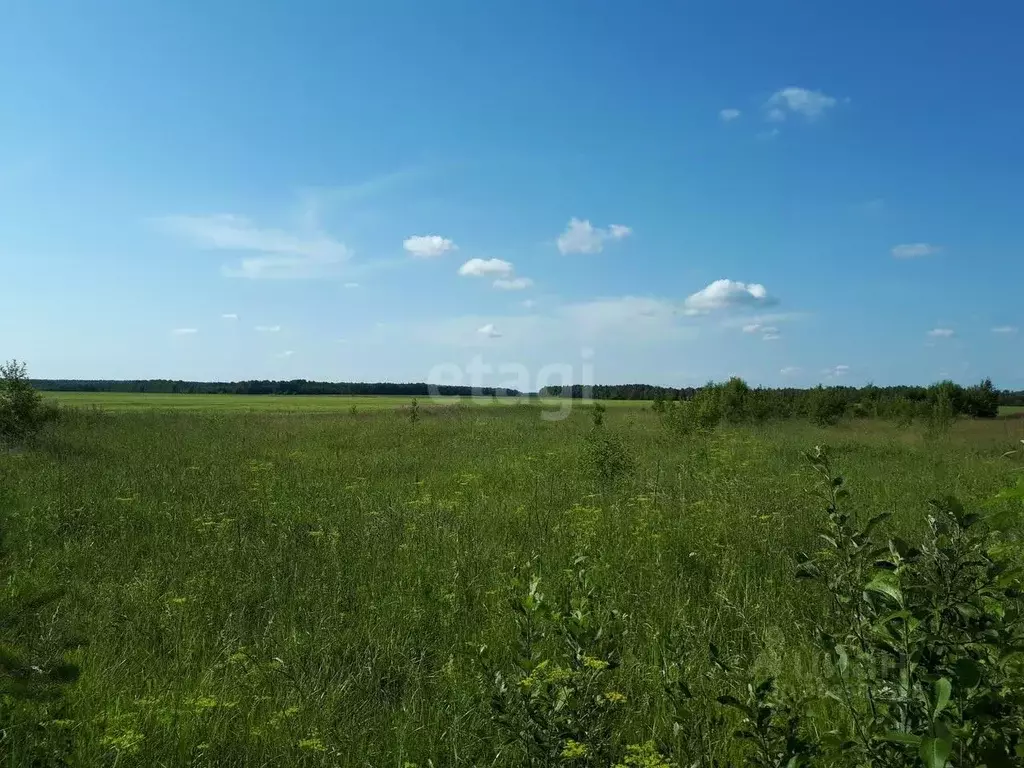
[2,402,1023,765]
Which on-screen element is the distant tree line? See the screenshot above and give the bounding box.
[543,378,1015,420]
[31,379,521,397]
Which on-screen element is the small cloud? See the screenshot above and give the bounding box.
[403,235,457,258]
[458,258,514,278]
[255,325,281,333]
[992,326,1018,334]
[766,87,838,120]
[277,350,294,358]
[171,328,198,335]
[719,108,741,122]
[892,243,940,259]
[780,366,800,376]
[521,299,537,309]
[344,282,360,288]
[556,218,632,254]
[477,323,501,338]
[823,364,849,378]
[493,276,533,290]
[927,328,955,338]
[742,323,762,333]
[221,313,238,320]
[757,127,781,141]
[762,328,781,341]
[684,279,774,315]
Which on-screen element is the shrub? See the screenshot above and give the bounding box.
[807,386,847,426]
[0,360,59,447]
[789,447,1024,766]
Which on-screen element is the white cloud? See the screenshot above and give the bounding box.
[458,258,514,278]
[556,218,632,254]
[158,214,350,279]
[171,328,198,335]
[927,328,955,338]
[721,311,805,329]
[403,235,457,258]
[766,87,838,120]
[762,328,781,341]
[780,366,800,376]
[719,108,741,122]
[221,313,238,320]
[823,364,850,378]
[255,325,281,333]
[992,326,1018,334]
[684,279,774,315]
[477,323,501,338]
[344,282,360,288]
[277,350,294,358]
[892,243,940,259]
[493,276,534,290]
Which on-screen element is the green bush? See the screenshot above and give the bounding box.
[0,360,59,447]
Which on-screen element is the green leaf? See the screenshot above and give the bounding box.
[864,511,892,536]
[953,658,981,689]
[919,734,952,768]
[932,678,951,719]
[865,573,903,605]
[881,731,922,746]
[835,644,849,675]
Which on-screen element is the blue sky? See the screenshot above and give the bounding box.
[2,1,1022,389]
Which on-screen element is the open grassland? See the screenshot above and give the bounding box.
[44,391,652,412]
[2,406,1023,765]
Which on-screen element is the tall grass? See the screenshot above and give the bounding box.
[1,405,1021,765]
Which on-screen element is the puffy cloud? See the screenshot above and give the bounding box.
[493,277,533,290]
[556,218,632,254]
[477,323,501,338]
[719,108,741,122]
[992,326,1018,334]
[255,325,281,333]
[766,87,838,120]
[927,328,955,338]
[171,328,198,335]
[458,258,514,278]
[684,279,774,314]
[403,235,457,258]
[221,313,238,320]
[157,214,350,279]
[892,243,940,259]
[742,323,762,333]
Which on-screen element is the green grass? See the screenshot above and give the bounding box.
[44,391,653,412]
[1001,404,1024,415]
[2,407,1022,765]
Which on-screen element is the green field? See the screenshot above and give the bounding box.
[2,405,1023,765]
[44,391,652,412]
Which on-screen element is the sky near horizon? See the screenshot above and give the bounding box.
[2,1,1022,390]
